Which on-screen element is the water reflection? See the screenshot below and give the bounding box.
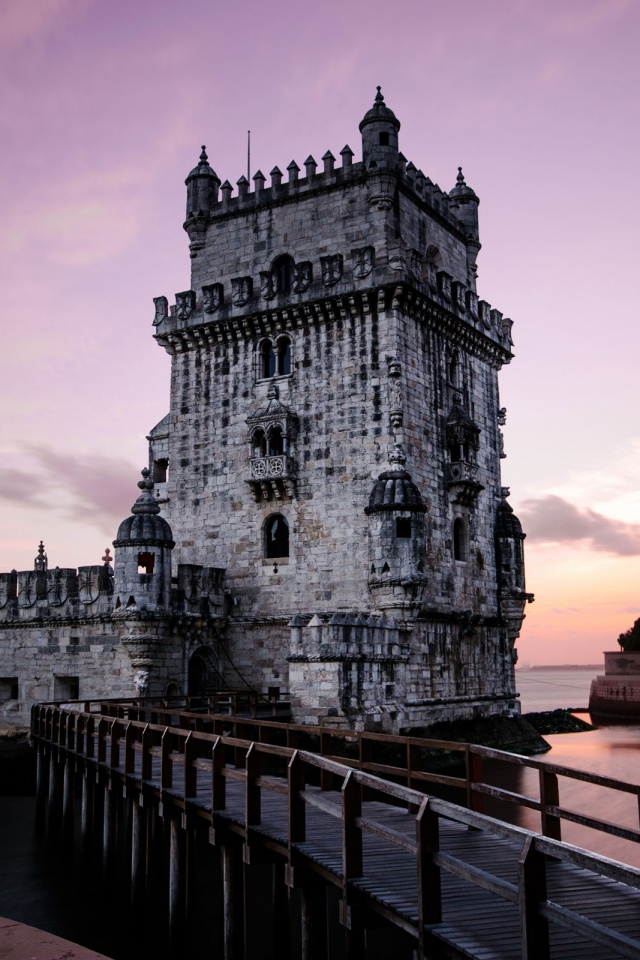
[483,724,640,867]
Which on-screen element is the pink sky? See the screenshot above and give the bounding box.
[1,0,639,665]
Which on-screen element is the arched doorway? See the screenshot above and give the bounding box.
[187,646,220,696]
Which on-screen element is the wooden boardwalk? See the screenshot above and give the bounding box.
[31,703,640,960]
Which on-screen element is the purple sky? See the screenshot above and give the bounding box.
[2,0,639,664]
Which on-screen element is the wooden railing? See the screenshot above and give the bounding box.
[37,698,640,854]
[31,703,640,960]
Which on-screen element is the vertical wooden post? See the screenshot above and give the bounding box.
[48,748,62,837]
[341,771,363,879]
[272,861,291,959]
[169,815,187,953]
[35,743,48,833]
[539,766,561,841]
[102,780,116,883]
[245,743,261,826]
[62,756,74,844]
[416,797,441,959]
[301,877,328,960]
[466,747,484,815]
[80,766,93,865]
[212,737,226,811]
[288,751,305,844]
[518,836,550,960]
[131,794,147,916]
[222,843,244,960]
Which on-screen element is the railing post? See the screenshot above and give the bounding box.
[341,771,363,879]
[141,723,152,782]
[320,730,334,790]
[62,754,75,843]
[466,746,484,815]
[245,743,261,826]
[35,742,48,833]
[212,736,226,811]
[161,728,173,789]
[416,796,442,956]
[288,750,306,845]
[518,836,550,960]
[184,731,197,799]
[80,766,94,864]
[539,766,562,841]
[124,721,135,776]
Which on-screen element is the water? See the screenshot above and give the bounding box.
[515,664,600,712]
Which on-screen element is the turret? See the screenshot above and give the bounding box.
[184,146,220,257]
[449,167,481,287]
[495,487,534,655]
[365,446,427,620]
[359,86,400,169]
[113,469,175,613]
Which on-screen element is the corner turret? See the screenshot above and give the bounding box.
[113,469,175,614]
[359,87,400,169]
[184,146,220,257]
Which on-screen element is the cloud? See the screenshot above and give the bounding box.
[0,0,91,49]
[519,494,640,556]
[0,445,138,536]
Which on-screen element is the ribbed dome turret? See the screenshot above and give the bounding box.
[366,446,426,514]
[360,87,401,168]
[114,469,175,547]
[185,145,220,219]
[495,491,525,540]
[449,167,480,240]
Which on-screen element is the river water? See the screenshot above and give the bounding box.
[0,668,638,955]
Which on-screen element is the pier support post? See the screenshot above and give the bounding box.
[131,795,147,916]
[168,815,187,953]
[102,780,116,883]
[62,757,74,845]
[301,876,328,960]
[47,748,62,838]
[35,744,48,833]
[222,842,244,960]
[80,767,94,863]
[272,861,291,959]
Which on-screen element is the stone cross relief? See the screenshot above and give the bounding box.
[202,283,223,313]
[353,246,374,280]
[231,276,253,306]
[321,254,343,285]
[153,296,168,326]
[386,355,403,430]
[291,261,312,293]
[176,290,196,320]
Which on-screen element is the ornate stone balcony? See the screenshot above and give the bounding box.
[247,455,296,501]
[447,461,484,505]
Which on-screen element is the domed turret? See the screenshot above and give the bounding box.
[359,87,401,169]
[113,469,175,613]
[365,446,426,619]
[449,166,480,240]
[185,145,220,218]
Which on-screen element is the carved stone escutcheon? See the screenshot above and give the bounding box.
[452,281,466,313]
[321,254,343,286]
[466,290,479,320]
[260,271,278,300]
[388,253,406,272]
[437,271,452,302]
[353,246,375,280]
[231,276,253,307]
[153,296,168,326]
[292,261,312,293]
[176,290,196,320]
[410,251,423,281]
[202,283,223,313]
[425,260,438,292]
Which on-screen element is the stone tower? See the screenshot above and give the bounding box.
[149,88,532,731]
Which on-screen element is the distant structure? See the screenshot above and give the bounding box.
[589,654,640,720]
[0,89,533,731]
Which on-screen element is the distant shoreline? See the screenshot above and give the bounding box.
[516,664,601,671]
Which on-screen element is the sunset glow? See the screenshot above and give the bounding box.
[2,0,639,665]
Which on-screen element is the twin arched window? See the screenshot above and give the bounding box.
[260,336,291,379]
[265,514,289,558]
[252,425,285,457]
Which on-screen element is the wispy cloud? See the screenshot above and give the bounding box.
[520,494,640,556]
[0,445,138,535]
[0,0,91,49]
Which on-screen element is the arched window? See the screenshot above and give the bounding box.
[448,350,461,389]
[252,429,267,457]
[259,337,291,379]
[267,425,284,456]
[453,519,468,562]
[261,340,276,379]
[277,336,291,375]
[273,255,294,293]
[265,514,289,558]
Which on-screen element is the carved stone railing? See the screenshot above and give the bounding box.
[247,455,296,501]
[447,460,484,505]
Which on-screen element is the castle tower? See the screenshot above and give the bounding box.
[148,89,532,730]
